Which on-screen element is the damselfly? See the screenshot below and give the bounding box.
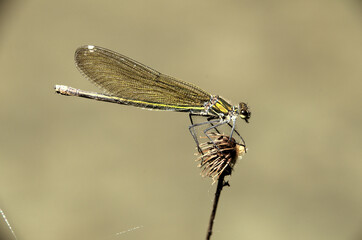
[55,45,251,153]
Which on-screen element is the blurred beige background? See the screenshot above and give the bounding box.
[0,0,361,239]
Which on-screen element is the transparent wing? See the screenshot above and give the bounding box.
[75,45,211,107]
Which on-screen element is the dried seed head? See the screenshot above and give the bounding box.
[196,133,246,183]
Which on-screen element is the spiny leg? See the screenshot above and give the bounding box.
[189,113,200,152]
[189,113,217,146]
[226,121,246,148]
[203,119,230,149]
[189,119,221,153]
[207,116,221,134]
[189,113,220,154]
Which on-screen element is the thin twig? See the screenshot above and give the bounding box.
[0,209,17,240]
[205,171,228,240]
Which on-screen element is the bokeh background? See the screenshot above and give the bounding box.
[0,0,361,239]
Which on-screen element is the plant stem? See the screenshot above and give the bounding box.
[205,172,228,240]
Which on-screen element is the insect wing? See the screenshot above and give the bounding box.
[75,46,210,107]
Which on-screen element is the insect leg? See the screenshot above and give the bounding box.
[188,114,220,154]
[207,116,221,134]
[189,119,221,153]
[203,119,230,145]
[226,121,246,148]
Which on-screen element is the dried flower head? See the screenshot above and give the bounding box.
[196,133,246,183]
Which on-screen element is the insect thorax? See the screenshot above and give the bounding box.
[203,95,233,118]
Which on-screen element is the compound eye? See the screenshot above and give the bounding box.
[240,110,246,116]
